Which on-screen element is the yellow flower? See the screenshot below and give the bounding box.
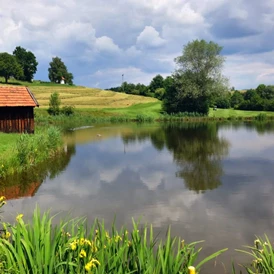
[1,231,11,239]
[16,214,24,222]
[85,258,100,271]
[70,242,77,251]
[115,235,122,242]
[188,266,196,274]
[80,249,86,258]
[80,238,85,246]
[85,239,92,246]
[0,196,5,202]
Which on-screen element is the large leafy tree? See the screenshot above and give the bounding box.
[48,57,73,85]
[0,53,23,83]
[163,39,229,114]
[13,46,38,82]
[149,74,164,93]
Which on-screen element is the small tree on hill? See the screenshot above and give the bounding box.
[48,92,61,115]
[13,46,38,82]
[0,52,23,83]
[48,57,73,85]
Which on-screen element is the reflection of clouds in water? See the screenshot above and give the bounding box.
[219,127,274,160]
[3,124,274,273]
[96,137,151,154]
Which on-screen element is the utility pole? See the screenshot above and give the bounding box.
[122,74,124,92]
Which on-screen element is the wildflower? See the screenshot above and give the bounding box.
[84,239,92,246]
[115,235,122,242]
[188,266,196,274]
[0,196,5,202]
[181,240,185,249]
[16,214,24,222]
[1,231,11,239]
[70,242,77,251]
[254,239,261,249]
[80,249,86,258]
[80,238,85,246]
[85,258,100,271]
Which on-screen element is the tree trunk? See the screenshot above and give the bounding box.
[5,75,8,83]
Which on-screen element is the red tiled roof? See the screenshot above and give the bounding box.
[0,86,39,107]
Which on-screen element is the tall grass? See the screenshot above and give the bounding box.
[235,235,274,273]
[0,126,62,178]
[0,204,227,274]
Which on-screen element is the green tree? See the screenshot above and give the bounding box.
[163,40,228,114]
[154,88,166,100]
[13,46,38,82]
[149,74,164,93]
[230,91,244,108]
[48,92,61,115]
[48,57,73,85]
[257,85,274,100]
[0,53,23,83]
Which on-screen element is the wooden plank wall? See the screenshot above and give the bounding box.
[0,107,35,133]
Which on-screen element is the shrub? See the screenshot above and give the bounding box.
[61,106,75,116]
[48,92,61,115]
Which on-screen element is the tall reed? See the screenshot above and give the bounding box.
[0,204,227,274]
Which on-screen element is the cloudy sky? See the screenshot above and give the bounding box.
[1,0,274,89]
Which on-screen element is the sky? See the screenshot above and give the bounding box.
[1,0,274,89]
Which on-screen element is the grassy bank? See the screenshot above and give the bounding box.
[0,127,63,178]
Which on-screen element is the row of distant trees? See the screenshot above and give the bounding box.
[0,47,73,84]
[213,85,274,111]
[108,75,173,100]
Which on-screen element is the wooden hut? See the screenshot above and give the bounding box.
[0,86,39,133]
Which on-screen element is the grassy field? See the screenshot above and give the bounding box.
[30,85,158,109]
[0,134,19,165]
[209,108,274,117]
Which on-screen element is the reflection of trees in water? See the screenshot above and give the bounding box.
[163,124,229,193]
[0,144,76,200]
[122,123,229,193]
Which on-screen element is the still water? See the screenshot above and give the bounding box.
[2,122,274,273]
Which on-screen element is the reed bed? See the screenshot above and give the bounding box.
[0,202,227,274]
[0,126,63,178]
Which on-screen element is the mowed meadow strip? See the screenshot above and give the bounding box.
[30,86,158,109]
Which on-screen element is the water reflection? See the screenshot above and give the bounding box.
[2,122,274,273]
[123,123,229,192]
[0,144,75,200]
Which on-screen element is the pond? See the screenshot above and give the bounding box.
[2,121,274,273]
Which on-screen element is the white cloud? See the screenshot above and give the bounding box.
[0,0,273,88]
[95,36,121,54]
[137,26,166,48]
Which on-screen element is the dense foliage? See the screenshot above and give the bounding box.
[48,57,74,85]
[0,52,23,83]
[48,92,75,116]
[163,40,229,115]
[108,74,172,100]
[13,46,38,82]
